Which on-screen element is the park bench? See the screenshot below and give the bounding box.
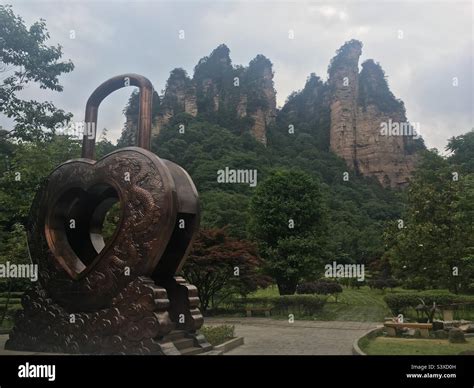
[384,322,433,338]
[245,306,272,317]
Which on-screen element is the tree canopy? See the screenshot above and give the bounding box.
[0,5,74,142]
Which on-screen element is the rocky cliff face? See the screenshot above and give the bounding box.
[147,44,276,144]
[243,54,277,144]
[326,40,423,187]
[356,104,419,187]
[277,40,423,187]
[121,41,423,187]
[328,40,362,171]
[154,68,197,134]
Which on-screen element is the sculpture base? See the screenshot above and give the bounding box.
[6,276,211,355]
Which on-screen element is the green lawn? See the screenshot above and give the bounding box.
[249,285,401,322]
[360,336,474,355]
[247,286,474,322]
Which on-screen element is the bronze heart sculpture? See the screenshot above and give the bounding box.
[26,74,200,312]
[7,74,206,354]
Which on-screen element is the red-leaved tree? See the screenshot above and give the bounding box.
[182,228,270,313]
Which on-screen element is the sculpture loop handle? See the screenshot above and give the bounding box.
[82,73,154,160]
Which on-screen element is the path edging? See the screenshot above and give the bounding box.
[352,326,384,355]
[214,337,244,353]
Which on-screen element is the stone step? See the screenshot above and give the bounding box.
[173,338,195,350]
[158,341,181,355]
[180,346,204,356]
[165,330,186,341]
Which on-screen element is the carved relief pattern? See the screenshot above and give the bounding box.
[8,74,210,355]
[6,277,175,354]
[27,149,175,311]
[10,149,209,354]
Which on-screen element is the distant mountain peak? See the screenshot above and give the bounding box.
[121,41,424,187]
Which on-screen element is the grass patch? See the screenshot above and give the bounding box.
[241,286,474,322]
[360,336,474,355]
[0,299,22,331]
[315,287,391,322]
[198,325,235,346]
[0,316,15,331]
[250,285,279,298]
[246,286,394,322]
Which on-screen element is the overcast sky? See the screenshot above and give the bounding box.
[3,0,473,152]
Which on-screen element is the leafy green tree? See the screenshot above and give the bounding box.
[384,150,474,291]
[118,90,161,147]
[0,5,74,141]
[250,170,328,294]
[200,191,250,239]
[0,135,81,231]
[95,128,117,158]
[447,129,474,173]
[358,59,404,114]
[0,223,30,327]
[0,223,30,290]
[455,255,474,294]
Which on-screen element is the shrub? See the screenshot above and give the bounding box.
[296,282,318,294]
[368,278,398,291]
[417,291,467,306]
[296,280,343,297]
[403,277,429,291]
[339,278,366,289]
[384,292,474,315]
[386,278,399,289]
[384,294,419,314]
[198,325,235,346]
[448,328,466,343]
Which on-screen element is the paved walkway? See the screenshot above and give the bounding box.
[206,317,378,355]
[0,318,379,355]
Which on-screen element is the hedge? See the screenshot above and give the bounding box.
[198,325,235,346]
[368,278,398,290]
[384,291,474,315]
[296,281,343,296]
